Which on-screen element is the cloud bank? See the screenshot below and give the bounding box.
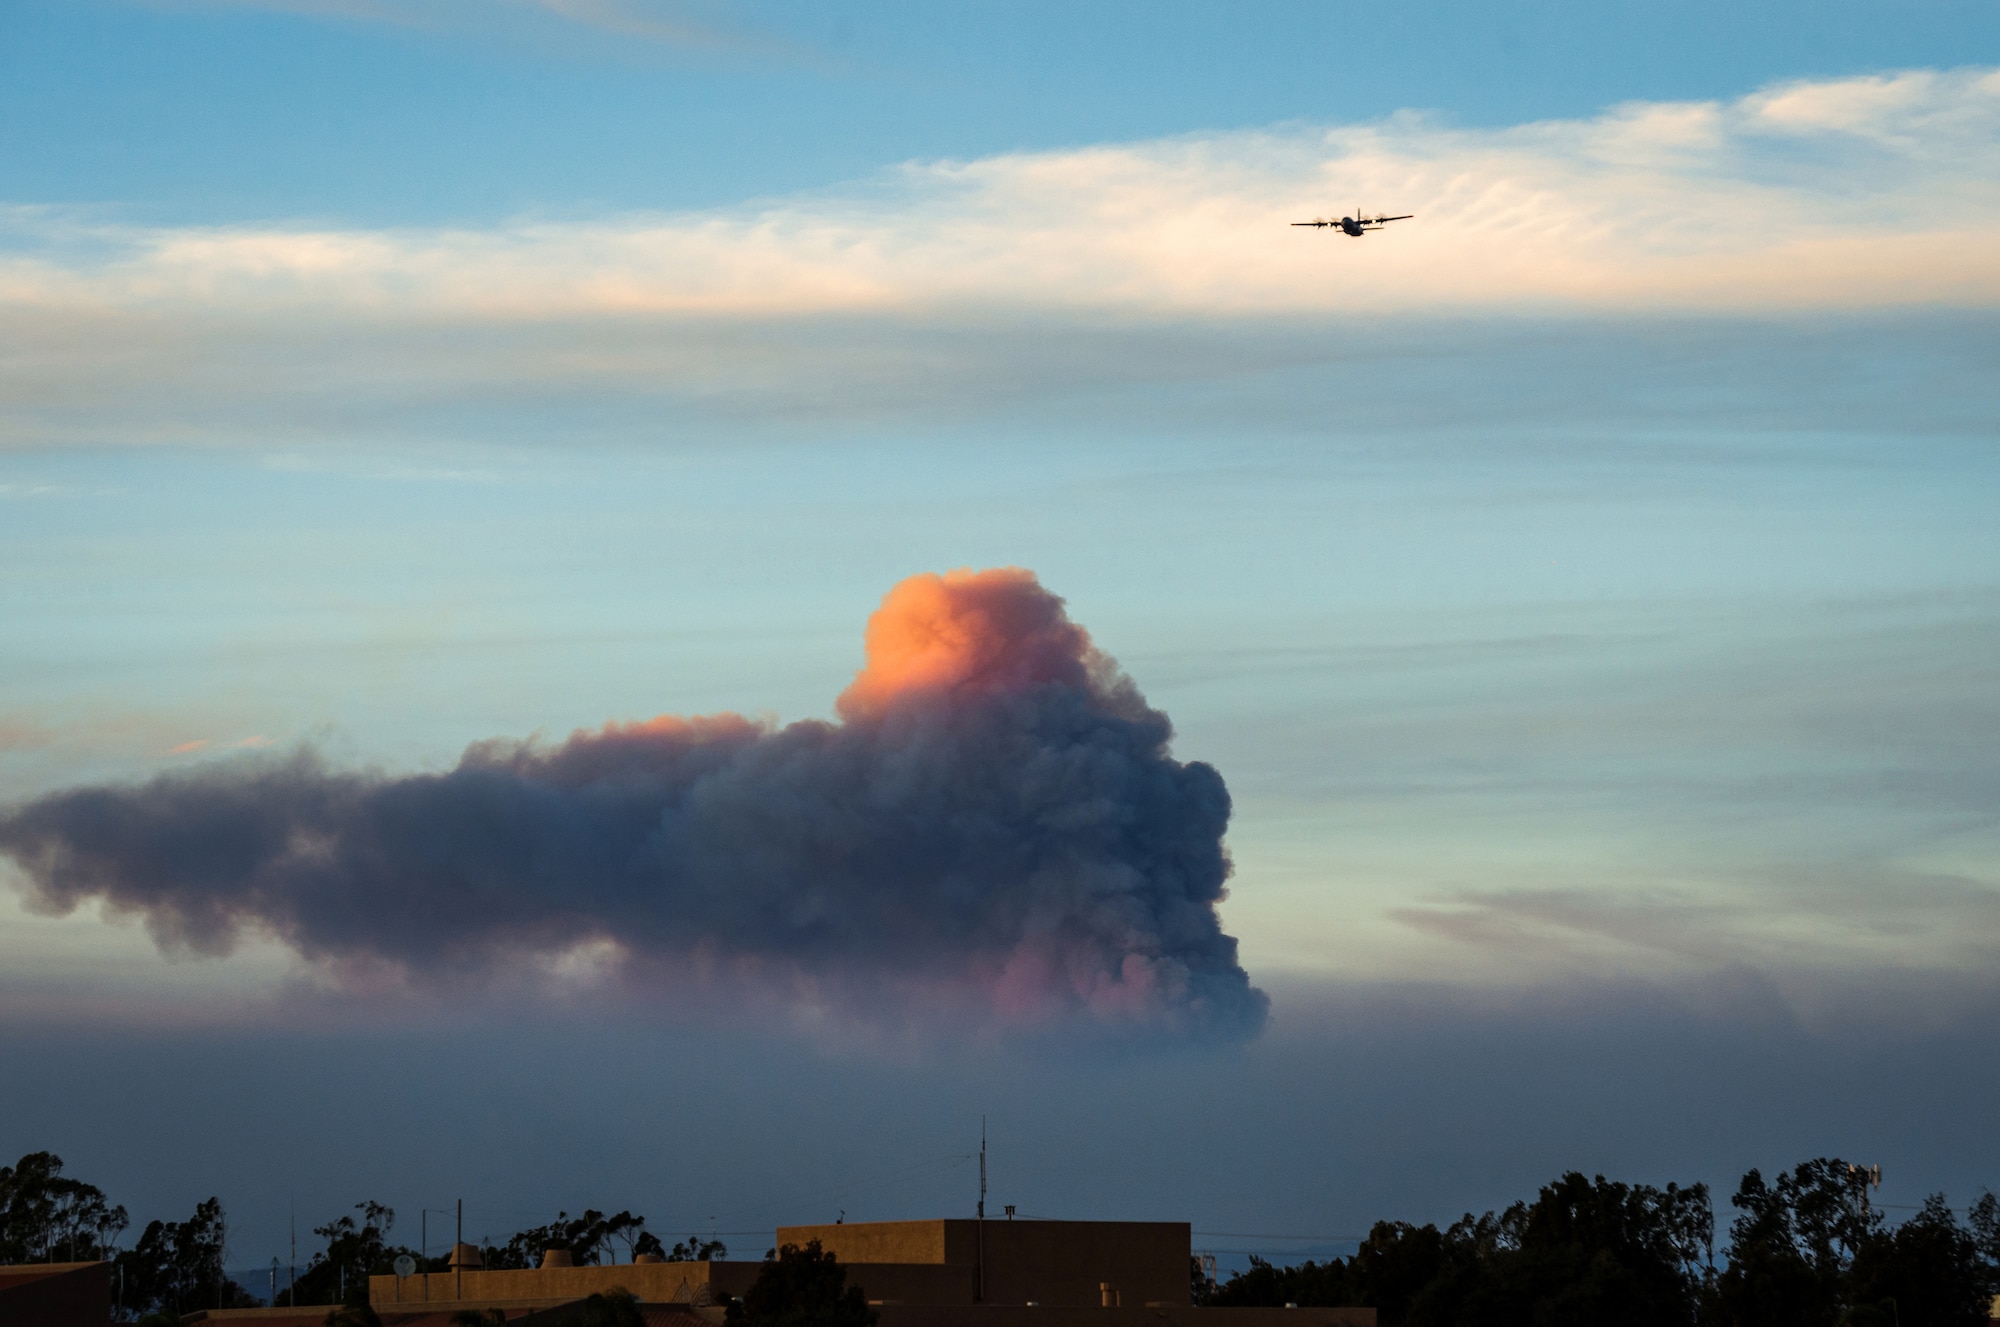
[5,65,1997,448]
[6,65,1999,322]
[0,569,1265,1040]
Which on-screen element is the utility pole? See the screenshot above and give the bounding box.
[289,1202,296,1308]
[976,1118,987,1304]
[456,1200,464,1302]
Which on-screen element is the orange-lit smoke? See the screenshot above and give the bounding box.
[837,568,1096,718]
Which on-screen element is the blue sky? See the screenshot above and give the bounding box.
[5,0,1998,222]
[4,0,2000,1278]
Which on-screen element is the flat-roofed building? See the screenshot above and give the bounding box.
[0,1260,111,1327]
[775,1220,1189,1308]
[365,1219,1373,1327]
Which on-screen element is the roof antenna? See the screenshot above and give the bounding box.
[976,1117,988,1305]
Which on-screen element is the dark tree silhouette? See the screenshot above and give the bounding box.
[1717,1159,1886,1327]
[729,1240,878,1327]
[1847,1193,1990,1327]
[486,1210,662,1270]
[669,1234,729,1261]
[115,1196,253,1316]
[274,1200,436,1307]
[0,1152,128,1264]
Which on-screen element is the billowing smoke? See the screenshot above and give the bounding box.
[0,570,1266,1039]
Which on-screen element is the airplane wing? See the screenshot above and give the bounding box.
[1373,215,1414,223]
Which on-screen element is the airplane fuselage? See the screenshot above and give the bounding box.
[1291,211,1410,234]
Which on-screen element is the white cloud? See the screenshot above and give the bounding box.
[9,67,2000,320]
[2,66,1998,447]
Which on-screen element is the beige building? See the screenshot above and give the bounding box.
[354,1218,1372,1327]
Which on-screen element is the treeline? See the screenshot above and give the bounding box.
[11,1149,2000,1325]
[1199,1160,2000,1327]
[0,1152,725,1320]
[273,1200,726,1306]
[0,1152,245,1318]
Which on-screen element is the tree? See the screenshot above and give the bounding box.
[1968,1190,2000,1271]
[668,1235,728,1262]
[1784,1162,1881,1288]
[1482,1174,1707,1327]
[1347,1222,1449,1326]
[0,1151,129,1264]
[1717,1159,1881,1327]
[1847,1194,1989,1327]
[1714,1168,1829,1327]
[729,1241,878,1327]
[487,1210,660,1270]
[115,1197,253,1316]
[1204,1176,1710,1327]
[563,1289,645,1327]
[1207,1256,1353,1309]
[277,1201,421,1307]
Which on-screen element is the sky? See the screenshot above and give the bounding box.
[3,0,2000,1285]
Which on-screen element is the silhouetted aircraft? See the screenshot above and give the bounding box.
[1292,210,1413,237]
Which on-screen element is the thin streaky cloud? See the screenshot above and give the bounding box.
[1,68,1998,450]
[3,67,1998,321]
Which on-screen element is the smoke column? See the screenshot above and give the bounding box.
[0,569,1266,1039]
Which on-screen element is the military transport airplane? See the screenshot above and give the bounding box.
[1292,211,1413,236]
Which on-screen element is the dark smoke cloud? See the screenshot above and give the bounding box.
[0,569,1266,1040]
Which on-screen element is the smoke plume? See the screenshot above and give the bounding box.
[0,569,1266,1039]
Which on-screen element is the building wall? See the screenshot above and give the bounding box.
[366,1222,1288,1318]
[777,1222,961,1267]
[875,1307,1375,1327]
[824,1264,979,1306]
[0,1261,112,1327]
[778,1221,1192,1307]
[369,1260,761,1308]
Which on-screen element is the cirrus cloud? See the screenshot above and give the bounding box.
[2,65,1997,449]
[5,66,1999,319]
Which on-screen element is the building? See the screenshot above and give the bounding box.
[0,1261,111,1327]
[353,1218,1373,1327]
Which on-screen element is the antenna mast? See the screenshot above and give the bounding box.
[975,1117,987,1304]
